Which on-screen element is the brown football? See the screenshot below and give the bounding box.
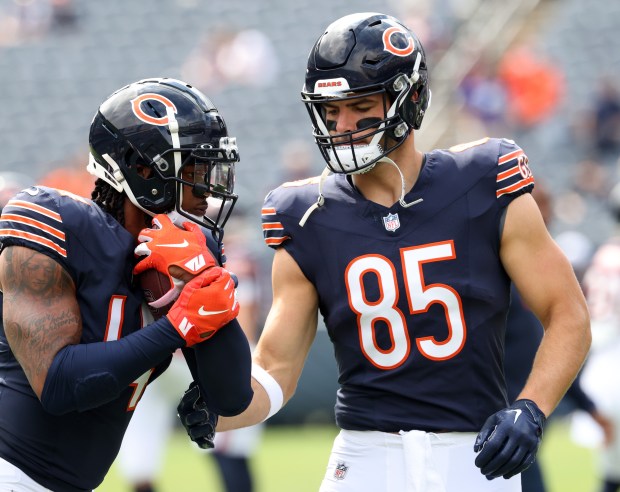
[139,269,175,319]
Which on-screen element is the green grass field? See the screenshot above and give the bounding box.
[96,419,601,492]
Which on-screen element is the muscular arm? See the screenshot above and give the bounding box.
[1,246,187,414]
[0,246,81,397]
[500,193,591,416]
[217,247,319,430]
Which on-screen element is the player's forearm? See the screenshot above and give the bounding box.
[40,317,183,415]
[216,377,272,431]
[192,318,253,416]
[517,304,591,416]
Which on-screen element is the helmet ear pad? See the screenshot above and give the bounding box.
[387,80,429,134]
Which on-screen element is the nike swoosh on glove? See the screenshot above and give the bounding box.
[177,381,218,449]
[134,214,217,305]
[166,267,239,346]
[474,399,547,480]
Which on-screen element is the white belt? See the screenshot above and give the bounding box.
[400,430,447,492]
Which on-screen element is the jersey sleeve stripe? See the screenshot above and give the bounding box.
[5,200,62,222]
[498,149,524,165]
[0,214,66,241]
[497,165,521,182]
[0,229,67,257]
[496,176,535,198]
[264,236,290,246]
[262,222,284,231]
[261,208,277,216]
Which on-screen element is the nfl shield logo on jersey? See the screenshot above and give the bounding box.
[383,212,400,232]
[334,461,348,480]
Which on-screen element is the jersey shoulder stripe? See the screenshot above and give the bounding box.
[261,204,291,247]
[0,196,68,257]
[495,139,534,199]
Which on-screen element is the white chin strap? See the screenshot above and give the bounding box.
[378,156,423,208]
[299,158,423,227]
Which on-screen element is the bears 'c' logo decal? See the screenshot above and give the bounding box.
[382,26,415,57]
[131,93,177,126]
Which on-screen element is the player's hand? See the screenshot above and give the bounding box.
[177,381,218,449]
[474,399,546,480]
[166,267,239,346]
[133,213,216,279]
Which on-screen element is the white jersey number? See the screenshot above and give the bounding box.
[345,240,466,369]
[103,296,154,410]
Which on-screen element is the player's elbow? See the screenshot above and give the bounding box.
[207,386,254,417]
[579,308,592,353]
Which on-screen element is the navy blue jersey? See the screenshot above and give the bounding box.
[261,138,535,433]
[0,187,221,492]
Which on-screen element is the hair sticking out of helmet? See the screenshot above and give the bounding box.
[87,78,239,241]
[301,12,430,175]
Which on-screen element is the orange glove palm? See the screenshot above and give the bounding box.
[167,267,239,346]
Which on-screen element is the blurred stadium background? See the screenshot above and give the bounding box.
[1,0,620,490]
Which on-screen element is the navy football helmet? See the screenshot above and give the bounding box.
[301,13,430,174]
[88,77,239,237]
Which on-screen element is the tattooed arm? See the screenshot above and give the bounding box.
[0,246,81,398]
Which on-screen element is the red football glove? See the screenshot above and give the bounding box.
[134,214,216,307]
[166,267,239,346]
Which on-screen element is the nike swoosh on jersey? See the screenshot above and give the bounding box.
[159,239,189,248]
[198,306,228,316]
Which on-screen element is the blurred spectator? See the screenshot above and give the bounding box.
[261,139,323,205]
[181,27,279,94]
[0,0,76,46]
[0,0,52,46]
[572,157,610,199]
[588,77,620,161]
[49,0,78,31]
[459,58,509,136]
[554,229,595,283]
[0,171,33,210]
[279,139,321,182]
[39,152,95,198]
[498,45,565,130]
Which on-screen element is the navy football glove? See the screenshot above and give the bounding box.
[474,399,546,480]
[177,381,219,449]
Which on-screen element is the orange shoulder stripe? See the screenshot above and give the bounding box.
[0,229,67,257]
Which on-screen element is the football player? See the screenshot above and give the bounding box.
[176,12,591,492]
[0,78,252,492]
[577,182,620,492]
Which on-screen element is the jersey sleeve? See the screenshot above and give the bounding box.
[495,138,535,206]
[0,187,70,267]
[261,189,293,250]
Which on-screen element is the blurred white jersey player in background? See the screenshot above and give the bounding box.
[572,182,620,492]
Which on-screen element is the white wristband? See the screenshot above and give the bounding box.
[251,363,284,421]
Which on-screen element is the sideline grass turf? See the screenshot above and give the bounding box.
[97,420,600,492]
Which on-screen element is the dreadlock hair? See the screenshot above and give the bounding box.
[91,178,126,226]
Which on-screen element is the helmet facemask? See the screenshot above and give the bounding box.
[302,54,425,175]
[173,138,239,242]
